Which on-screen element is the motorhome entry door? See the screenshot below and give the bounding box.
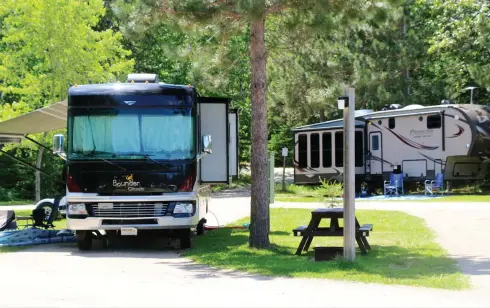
[369,132,382,175]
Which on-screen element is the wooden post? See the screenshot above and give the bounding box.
[343,88,356,262]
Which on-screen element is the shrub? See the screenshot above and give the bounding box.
[319,179,343,208]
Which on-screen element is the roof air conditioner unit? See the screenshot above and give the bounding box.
[126,73,159,83]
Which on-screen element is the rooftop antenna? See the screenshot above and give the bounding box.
[465,86,478,104]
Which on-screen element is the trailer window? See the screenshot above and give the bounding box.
[355,131,363,167]
[335,132,343,167]
[372,135,379,151]
[389,117,395,129]
[310,134,320,168]
[427,114,441,129]
[322,132,332,168]
[298,134,307,168]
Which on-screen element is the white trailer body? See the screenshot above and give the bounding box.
[293,104,490,187]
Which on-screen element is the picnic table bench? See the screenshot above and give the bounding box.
[293,208,373,256]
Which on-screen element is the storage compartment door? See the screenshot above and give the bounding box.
[199,97,230,184]
[229,110,239,177]
[444,155,488,180]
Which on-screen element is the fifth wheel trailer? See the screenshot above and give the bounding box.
[293,103,490,188]
[0,73,239,250]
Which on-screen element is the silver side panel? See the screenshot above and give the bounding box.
[229,111,239,177]
[199,99,230,183]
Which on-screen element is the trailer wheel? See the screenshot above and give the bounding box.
[179,229,192,249]
[76,231,93,251]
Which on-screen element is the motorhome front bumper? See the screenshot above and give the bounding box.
[65,193,201,231]
[67,215,199,231]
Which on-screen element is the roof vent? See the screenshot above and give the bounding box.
[126,73,159,83]
[402,104,424,110]
[355,109,374,117]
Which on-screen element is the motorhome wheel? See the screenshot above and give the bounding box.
[76,231,93,251]
[179,229,192,249]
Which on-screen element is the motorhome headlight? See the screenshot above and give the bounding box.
[173,202,194,214]
[68,204,87,215]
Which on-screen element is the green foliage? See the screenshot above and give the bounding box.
[2,0,490,202]
[319,179,343,208]
[0,0,134,201]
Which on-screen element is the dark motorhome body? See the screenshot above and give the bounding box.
[0,74,238,250]
[293,104,490,188]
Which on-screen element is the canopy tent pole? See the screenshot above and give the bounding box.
[0,145,65,184]
[24,135,53,153]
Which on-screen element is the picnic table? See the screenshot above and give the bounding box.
[292,208,373,256]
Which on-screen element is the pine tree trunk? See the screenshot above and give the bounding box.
[249,19,270,249]
[35,147,45,202]
[319,108,325,122]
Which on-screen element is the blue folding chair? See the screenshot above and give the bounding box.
[425,173,445,196]
[384,173,404,197]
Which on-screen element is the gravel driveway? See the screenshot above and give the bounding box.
[1,197,490,307]
[0,243,488,308]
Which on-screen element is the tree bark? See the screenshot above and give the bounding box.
[35,146,45,202]
[319,108,325,122]
[249,19,270,249]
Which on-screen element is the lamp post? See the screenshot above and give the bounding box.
[338,88,356,262]
[465,86,478,104]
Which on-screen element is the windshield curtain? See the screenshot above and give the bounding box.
[69,108,195,160]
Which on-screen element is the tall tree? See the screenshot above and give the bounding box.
[0,0,134,201]
[113,0,392,249]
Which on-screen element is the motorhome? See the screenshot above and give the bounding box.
[293,103,490,189]
[0,73,238,250]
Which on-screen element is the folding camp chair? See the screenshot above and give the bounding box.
[384,173,404,196]
[425,173,445,196]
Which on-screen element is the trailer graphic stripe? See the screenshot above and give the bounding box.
[447,124,465,138]
[369,155,393,166]
[386,127,439,150]
[418,152,446,166]
[370,122,439,150]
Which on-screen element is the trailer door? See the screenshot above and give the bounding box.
[369,132,382,175]
[199,97,231,184]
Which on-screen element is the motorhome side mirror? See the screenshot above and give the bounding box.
[53,134,65,155]
[202,135,212,154]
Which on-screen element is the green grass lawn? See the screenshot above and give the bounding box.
[184,208,469,290]
[0,200,34,206]
[0,210,67,253]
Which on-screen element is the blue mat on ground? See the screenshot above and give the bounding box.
[0,227,76,247]
[355,194,444,201]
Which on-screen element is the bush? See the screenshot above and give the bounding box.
[319,179,343,208]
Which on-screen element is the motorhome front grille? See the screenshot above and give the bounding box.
[91,203,168,218]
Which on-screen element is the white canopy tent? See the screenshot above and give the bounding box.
[0,100,67,143]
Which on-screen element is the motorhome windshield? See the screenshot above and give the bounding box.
[68,107,195,161]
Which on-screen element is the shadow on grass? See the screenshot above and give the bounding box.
[182,227,469,289]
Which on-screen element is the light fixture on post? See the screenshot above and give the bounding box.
[465,86,478,104]
[338,96,349,110]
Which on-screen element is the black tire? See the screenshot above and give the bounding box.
[179,229,192,249]
[76,231,93,251]
[35,202,55,226]
[196,219,206,236]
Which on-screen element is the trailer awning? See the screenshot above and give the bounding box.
[0,100,67,140]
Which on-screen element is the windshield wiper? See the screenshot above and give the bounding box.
[77,151,127,171]
[117,152,172,170]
